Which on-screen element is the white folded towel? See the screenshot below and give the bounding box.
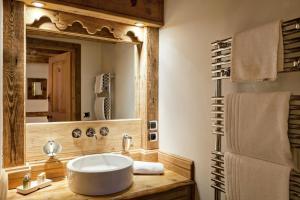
[225,152,291,200]
[94,74,104,94]
[133,161,164,175]
[225,92,294,167]
[0,169,8,200]
[231,20,283,82]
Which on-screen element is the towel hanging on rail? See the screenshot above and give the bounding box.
[231,20,284,82]
[94,96,106,120]
[94,74,104,94]
[225,152,290,200]
[224,92,294,167]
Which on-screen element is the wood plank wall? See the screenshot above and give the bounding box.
[158,152,194,180]
[26,119,142,161]
[146,28,159,149]
[3,0,25,168]
[2,1,161,167]
[43,0,164,23]
[140,27,159,149]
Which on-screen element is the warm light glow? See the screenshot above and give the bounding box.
[32,1,45,8]
[135,22,145,27]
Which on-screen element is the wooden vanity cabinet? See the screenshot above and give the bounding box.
[136,184,193,200]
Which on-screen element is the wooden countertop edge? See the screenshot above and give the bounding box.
[8,175,194,200]
[117,179,194,199]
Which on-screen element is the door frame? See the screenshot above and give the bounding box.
[27,37,81,121]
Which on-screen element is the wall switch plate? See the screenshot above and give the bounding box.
[148,120,158,130]
[148,132,158,141]
[83,112,90,118]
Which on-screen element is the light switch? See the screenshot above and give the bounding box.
[148,120,158,130]
[148,132,158,141]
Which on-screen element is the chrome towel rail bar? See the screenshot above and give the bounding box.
[211,17,300,200]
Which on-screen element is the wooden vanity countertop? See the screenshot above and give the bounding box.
[7,170,194,200]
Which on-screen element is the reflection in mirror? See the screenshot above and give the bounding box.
[26,36,138,123]
[27,78,47,100]
[32,82,42,96]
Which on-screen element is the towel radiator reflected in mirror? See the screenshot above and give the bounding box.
[210,17,300,200]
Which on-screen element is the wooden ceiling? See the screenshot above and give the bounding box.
[27,40,67,63]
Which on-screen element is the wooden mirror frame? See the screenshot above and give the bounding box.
[3,0,159,168]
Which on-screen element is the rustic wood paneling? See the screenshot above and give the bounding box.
[136,185,193,200]
[2,1,160,170]
[146,28,159,149]
[5,165,31,189]
[26,55,49,63]
[3,0,25,168]
[26,111,49,117]
[20,0,164,27]
[7,170,193,200]
[140,27,159,150]
[27,48,65,63]
[26,119,142,161]
[25,7,144,44]
[158,151,194,180]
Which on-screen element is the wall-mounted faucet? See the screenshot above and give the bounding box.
[100,127,109,137]
[86,128,97,139]
[122,134,133,152]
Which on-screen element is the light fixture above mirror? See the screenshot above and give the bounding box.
[135,22,145,27]
[32,1,45,8]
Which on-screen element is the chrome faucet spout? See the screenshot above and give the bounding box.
[122,133,133,152]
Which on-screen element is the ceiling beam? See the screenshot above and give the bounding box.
[19,0,164,27]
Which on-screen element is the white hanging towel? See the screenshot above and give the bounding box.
[225,92,294,167]
[225,152,290,200]
[94,74,104,94]
[94,96,106,120]
[231,20,284,82]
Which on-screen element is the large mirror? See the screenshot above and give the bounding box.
[26,36,138,123]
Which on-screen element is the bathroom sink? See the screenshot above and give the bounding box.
[67,154,133,196]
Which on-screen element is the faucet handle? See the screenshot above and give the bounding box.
[100,127,109,137]
[86,128,97,139]
[72,128,82,138]
[122,133,133,152]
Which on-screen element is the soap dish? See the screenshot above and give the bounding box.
[17,179,52,195]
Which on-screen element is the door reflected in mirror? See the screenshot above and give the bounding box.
[26,36,138,123]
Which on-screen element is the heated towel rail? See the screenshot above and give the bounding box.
[211,17,300,200]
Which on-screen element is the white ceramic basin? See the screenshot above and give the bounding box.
[67,154,133,196]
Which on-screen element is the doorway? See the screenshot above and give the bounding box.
[26,37,81,122]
